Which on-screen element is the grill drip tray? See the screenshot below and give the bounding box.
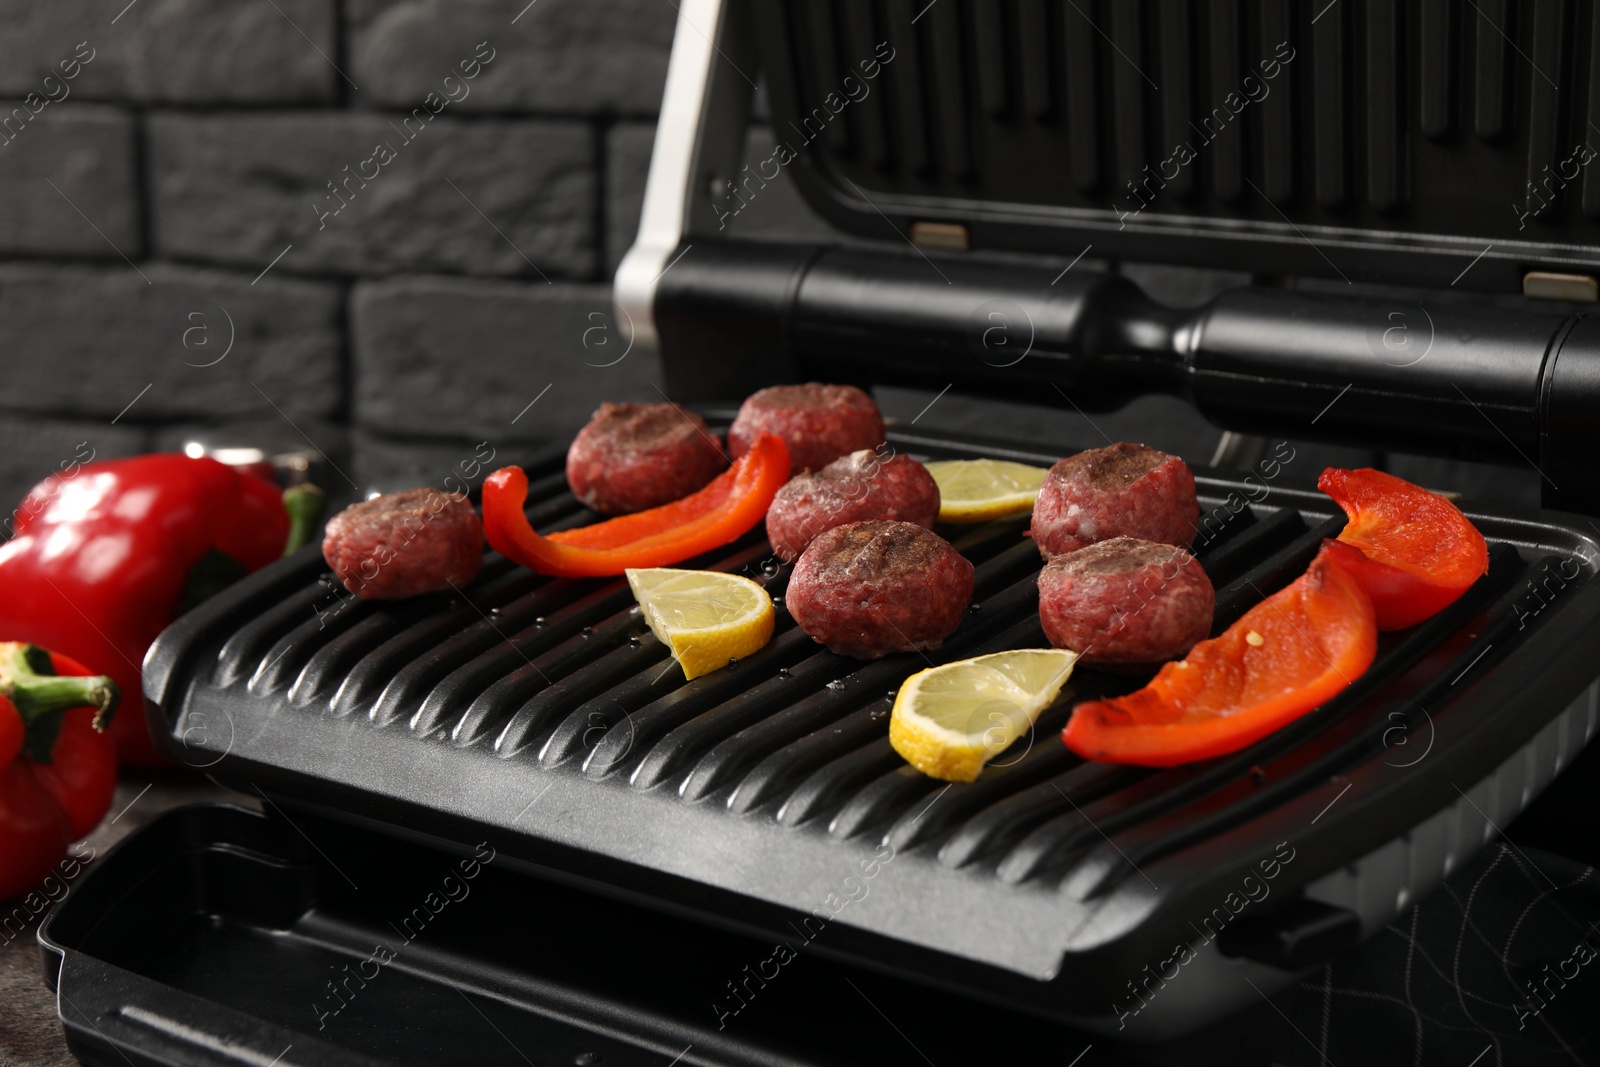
[42,803,1233,1067]
[134,425,1600,1039]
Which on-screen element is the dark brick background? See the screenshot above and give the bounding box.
[0,0,680,514]
[0,0,1538,518]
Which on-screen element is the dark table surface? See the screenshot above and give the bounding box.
[6,744,1597,1067]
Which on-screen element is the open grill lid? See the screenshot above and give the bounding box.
[142,425,1600,1028]
[615,0,1600,517]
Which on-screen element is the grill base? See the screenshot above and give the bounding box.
[140,424,1600,1036]
[41,804,1157,1067]
[1091,681,1600,1039]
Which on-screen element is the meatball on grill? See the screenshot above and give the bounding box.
[765,449,940,562]
[1029,442,1198,560]
[566,402,728,516]
[1037,536,1214,667]
[787,520,974,659]
[728,383,886,474]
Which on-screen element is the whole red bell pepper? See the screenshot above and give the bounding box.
[0,455,321,765]
[1319,467,1489,630]
[484,433,790,577]
[0,642,119,900]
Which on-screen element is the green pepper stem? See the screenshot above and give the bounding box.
[0,642,120,750]
[282,483,326,556]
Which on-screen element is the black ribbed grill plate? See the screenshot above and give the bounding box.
[144,425,1600,1022]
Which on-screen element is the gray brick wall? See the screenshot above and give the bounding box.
[0,3,337,103]
[1,263,345,421]
[351,275,657,442]
[0,0,679,511]
[0,104,137,257]
[148,113,597,277]
[347,0,674,115]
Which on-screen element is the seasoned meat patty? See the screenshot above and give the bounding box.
[567,402,728,516]
[1038,536,1213,667]
[323,488,483,600]
[787,520,974,659]
[765,449,940,563]
[727,383,886,473]
[1029,442,1198,559]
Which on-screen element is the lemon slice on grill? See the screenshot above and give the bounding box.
[626,568,775,680]
[923,459,1050,523]
[890,649,1078,782]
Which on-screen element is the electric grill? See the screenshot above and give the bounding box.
[38,1,1600,1063]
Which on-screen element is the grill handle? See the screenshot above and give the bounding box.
[1215,896,1363,972]
[652,243,1598,513]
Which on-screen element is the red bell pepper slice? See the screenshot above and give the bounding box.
[547,459,747,551]
[1319,467,1489,630]
[1062,544,1377,767]
[0,642,119,899]
[483,433,790,577]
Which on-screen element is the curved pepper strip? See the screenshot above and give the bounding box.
[484,433,790,577]
[0,642,119,899]
[1062,544,1377,767]
[1319,467,1489,631]
[548,461,745,551]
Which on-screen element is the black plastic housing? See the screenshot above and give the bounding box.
[40,804,1134,1067]
[657,243,1600,512]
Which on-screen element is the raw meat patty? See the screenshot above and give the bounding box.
[323,488,483,600]
[1030,442,1198,559]
[787,520,974,659]
[765,449,940,562]
[1038,536,1213,666]
[567,402,728,516]
[727,383,886,473]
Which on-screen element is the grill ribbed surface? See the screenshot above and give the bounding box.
[141,421,1600,999]
[183,431,1552,898]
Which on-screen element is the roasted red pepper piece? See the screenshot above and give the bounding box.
[1062,544,1377,767]
[0,455,319,765]
[484,434,790,577]
[547,465,744,551]
[1319,467,1490,630]
[0,642,119,899]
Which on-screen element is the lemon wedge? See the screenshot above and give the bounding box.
[625,568,775,680]
[923,458,1050,523]
[889,649,1078,781]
